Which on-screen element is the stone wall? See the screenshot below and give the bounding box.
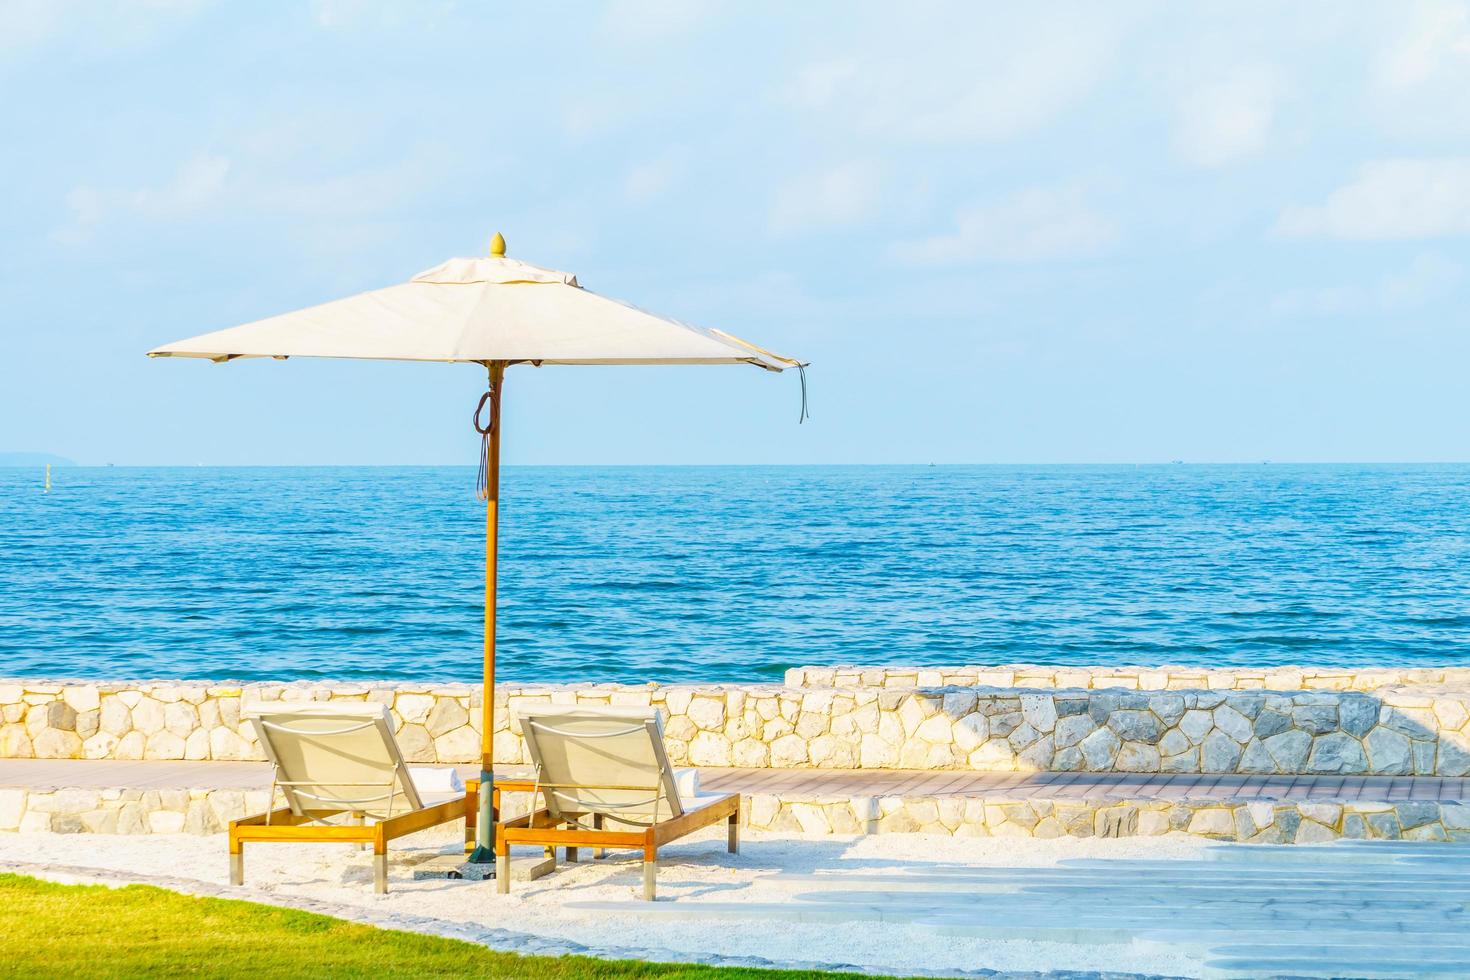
[786,664,1470,691]
[5,676,1470,776]
[5,783,1466,844]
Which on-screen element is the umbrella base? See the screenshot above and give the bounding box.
[456,859,496,881]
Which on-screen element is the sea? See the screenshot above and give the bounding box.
[2,464,1469,684]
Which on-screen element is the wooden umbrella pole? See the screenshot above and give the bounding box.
[468,360,505,866]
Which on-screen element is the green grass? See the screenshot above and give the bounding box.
[0,873,894,979]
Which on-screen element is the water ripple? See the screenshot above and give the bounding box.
[2,464,1470,683]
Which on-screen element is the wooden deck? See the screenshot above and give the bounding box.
[2,759,1467,803]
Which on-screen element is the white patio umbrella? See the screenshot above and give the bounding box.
[149,233,806,869]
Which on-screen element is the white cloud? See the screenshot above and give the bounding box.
[601,0,719,42]
[0,0,211,60]
[53,153,230,244]
[1271,253,1463,316]
[768,161,882,235]
[623,151,686,204]
[891,186,1118,265]
[1274,159,1470,240]
[788,60,859,111]
[782,6,1125,144]
[1173,67,1278,168]
[51,143,452,245]
[1369,0,1470,134]
[0,0,62,56]
[309,0,455,30]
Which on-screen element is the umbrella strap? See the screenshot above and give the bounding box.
[797,364,811,424]
[473,387,497,501]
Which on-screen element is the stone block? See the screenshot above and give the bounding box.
[32,729,82,759]
[1307,733,1367,774]
[1338,695,1379,737]
[1413,739,1438,775]
[1151,695,1186,725]
[62,687,100,714]
[1179,709,1213,743]
[1116,741,1160,772]
[395,694,436,725]
[163,702,197,738]
[1365,726,1411,775]
[0,789,26,830]
[425,699,469,738]
[1201,730,1243,772]
[1438,738,1470,777]
[1252,709,1292,739]
[1212,705,1252,743]
[1079,727,1121,770]
[687,697,726,731]
[1294,819,1336,843]
[433,725,479,763]
[19,811,53,833]
[770,733,808,767]
[1365,811,1401,839]
[1161,746,1199,772]
[1186,807,1234,837]
[1291,703,1338,735]
[1238,738,1276,773]
[1019,695,1057,733]
[148,811,186,834]
[1298,802,1341,827]
[113,731,145,760]
[395,724,433,763]
[1395,801,1440,830]
[130,697,164,735]
[1053,714,1093,749]
[1108,710,1162,743]
[144,731,186,760]
[1263,729,1311,772]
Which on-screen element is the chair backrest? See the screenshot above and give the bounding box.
[516,706,682,827]
[246,702,423,820]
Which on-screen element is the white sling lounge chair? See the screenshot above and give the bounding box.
[229,702,471,893]
[499,706,739,900]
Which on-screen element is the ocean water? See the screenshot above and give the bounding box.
[2,464,1470,684]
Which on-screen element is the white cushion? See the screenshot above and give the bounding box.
[672,767,700,799]
[408,766,464,796]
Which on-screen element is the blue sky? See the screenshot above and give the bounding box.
[2,0,1469,465]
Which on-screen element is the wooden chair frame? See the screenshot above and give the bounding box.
[482,777,739,900]
[228,795,471,894]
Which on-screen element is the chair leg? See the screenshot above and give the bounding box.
[496,853,510,894]
[727,813,739,854]
[642,855,657,901]
[593,814,605,859]
[566,846,579,863]
[374,851,387,894]
[229,847,243,886]
[351,812,368,851]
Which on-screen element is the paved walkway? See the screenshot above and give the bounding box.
[3,759,1467,802]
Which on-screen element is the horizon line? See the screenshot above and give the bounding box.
[10,460,1470,469]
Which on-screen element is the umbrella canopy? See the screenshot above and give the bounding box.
[149,249,794,370]
[149,234,804,874]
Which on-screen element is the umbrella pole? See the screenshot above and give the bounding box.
[468,360,505,867]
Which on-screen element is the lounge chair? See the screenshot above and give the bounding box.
[230,702,471,893]
[499,706,740,900]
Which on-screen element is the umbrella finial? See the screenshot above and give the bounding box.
[490,232,506,257]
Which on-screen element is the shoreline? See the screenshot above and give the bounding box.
[7,661,1470,691]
